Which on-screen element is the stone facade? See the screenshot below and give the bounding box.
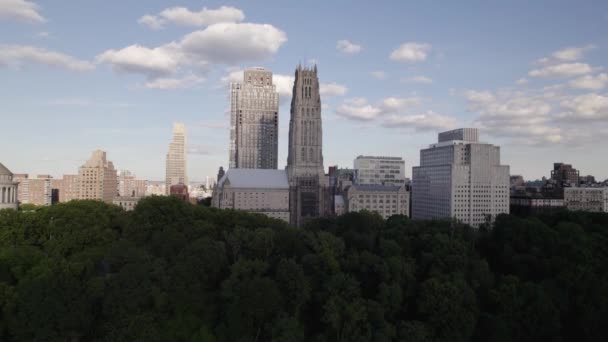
[53,174,79,203]
[0,163,18,210]
[346,184,409,219]
[13,174,53,206]
[166,122,187,194]
[77,150,118,203]
[564,187,608,212]
[286,65,329,227]
[229,68,279,169]
[113,196,141,211]
[412,128,510,227]
[213,168,290,222]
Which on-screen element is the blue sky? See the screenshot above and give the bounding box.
[1,0,608,181]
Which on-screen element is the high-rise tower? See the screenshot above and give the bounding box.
[77,150,118,203]
[165,122,187,194]
[286,64,328,226]
[412,128,510,227]
[229,68,279,169]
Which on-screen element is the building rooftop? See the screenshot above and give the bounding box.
[218,168,289,189]
[0,162,13,176]
[351,184,403,192]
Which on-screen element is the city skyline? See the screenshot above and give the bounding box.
[2,1,608,181]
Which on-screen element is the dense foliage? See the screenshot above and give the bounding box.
[0,197,607,341]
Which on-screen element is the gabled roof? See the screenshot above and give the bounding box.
[218,168,289,189]
[0,162,13,176]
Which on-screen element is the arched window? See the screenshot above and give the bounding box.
[302,147,307,162]
[309,148,314,162]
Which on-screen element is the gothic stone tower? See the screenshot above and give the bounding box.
[286,64,328,227]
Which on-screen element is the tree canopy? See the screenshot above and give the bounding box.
[0,197,607,341]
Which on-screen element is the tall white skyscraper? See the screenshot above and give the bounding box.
[354,155,406,186]
[229,67,279,169]
[165,122,187,194]
[412,128,510,227]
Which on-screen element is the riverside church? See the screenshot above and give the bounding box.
[212,64,331,227]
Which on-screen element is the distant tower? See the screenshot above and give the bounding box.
[286,64,328,226]
[165,123,188,194]
[229,68,279,169]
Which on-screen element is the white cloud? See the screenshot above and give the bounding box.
[320,82,348,96]
[465,89,564,145]
[0,0,45,23]
[550,45,595,62]
[403,75,433,84]
[139,5,244,29]
[97,22,287,87]
[379,97,422,113]
[569,73,608,90]
[382,111,456,131]
[516,78,528,85]
[336,40,362,54]
[335,96,422,121]
[144,74,204,89]
[335,98,382,121]
[390,42,431,62]
[560,93,608,120]
[529,63,594,78]
[370,70,387,80]
[96,44,179,77]
[138,15,164,30]
[0,45,93,71]
[178,23,286,65]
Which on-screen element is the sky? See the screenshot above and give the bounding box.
[1,0,608,182]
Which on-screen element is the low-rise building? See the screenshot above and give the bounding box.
[346,184,409,219]
[212,168,290,222]
[113,196,141,211]
[564,187,608,212]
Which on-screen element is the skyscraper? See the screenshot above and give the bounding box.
[229,67,279,169]
[412,128,510,227]
[166,122,187,194]
[286,64,328,226]
[77,150,118,203]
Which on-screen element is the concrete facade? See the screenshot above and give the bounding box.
[77,150,118,203]
[346,184,409,219]
[412,128,510,227]
[166,122,187,194]
[229,68,279,169]
[354,155,406,186]
[213,168,290,222]
[564,187,608,212]
[0,163,18,210]
[286,64,329,227]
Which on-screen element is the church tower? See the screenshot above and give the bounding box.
[286,64,328,227]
